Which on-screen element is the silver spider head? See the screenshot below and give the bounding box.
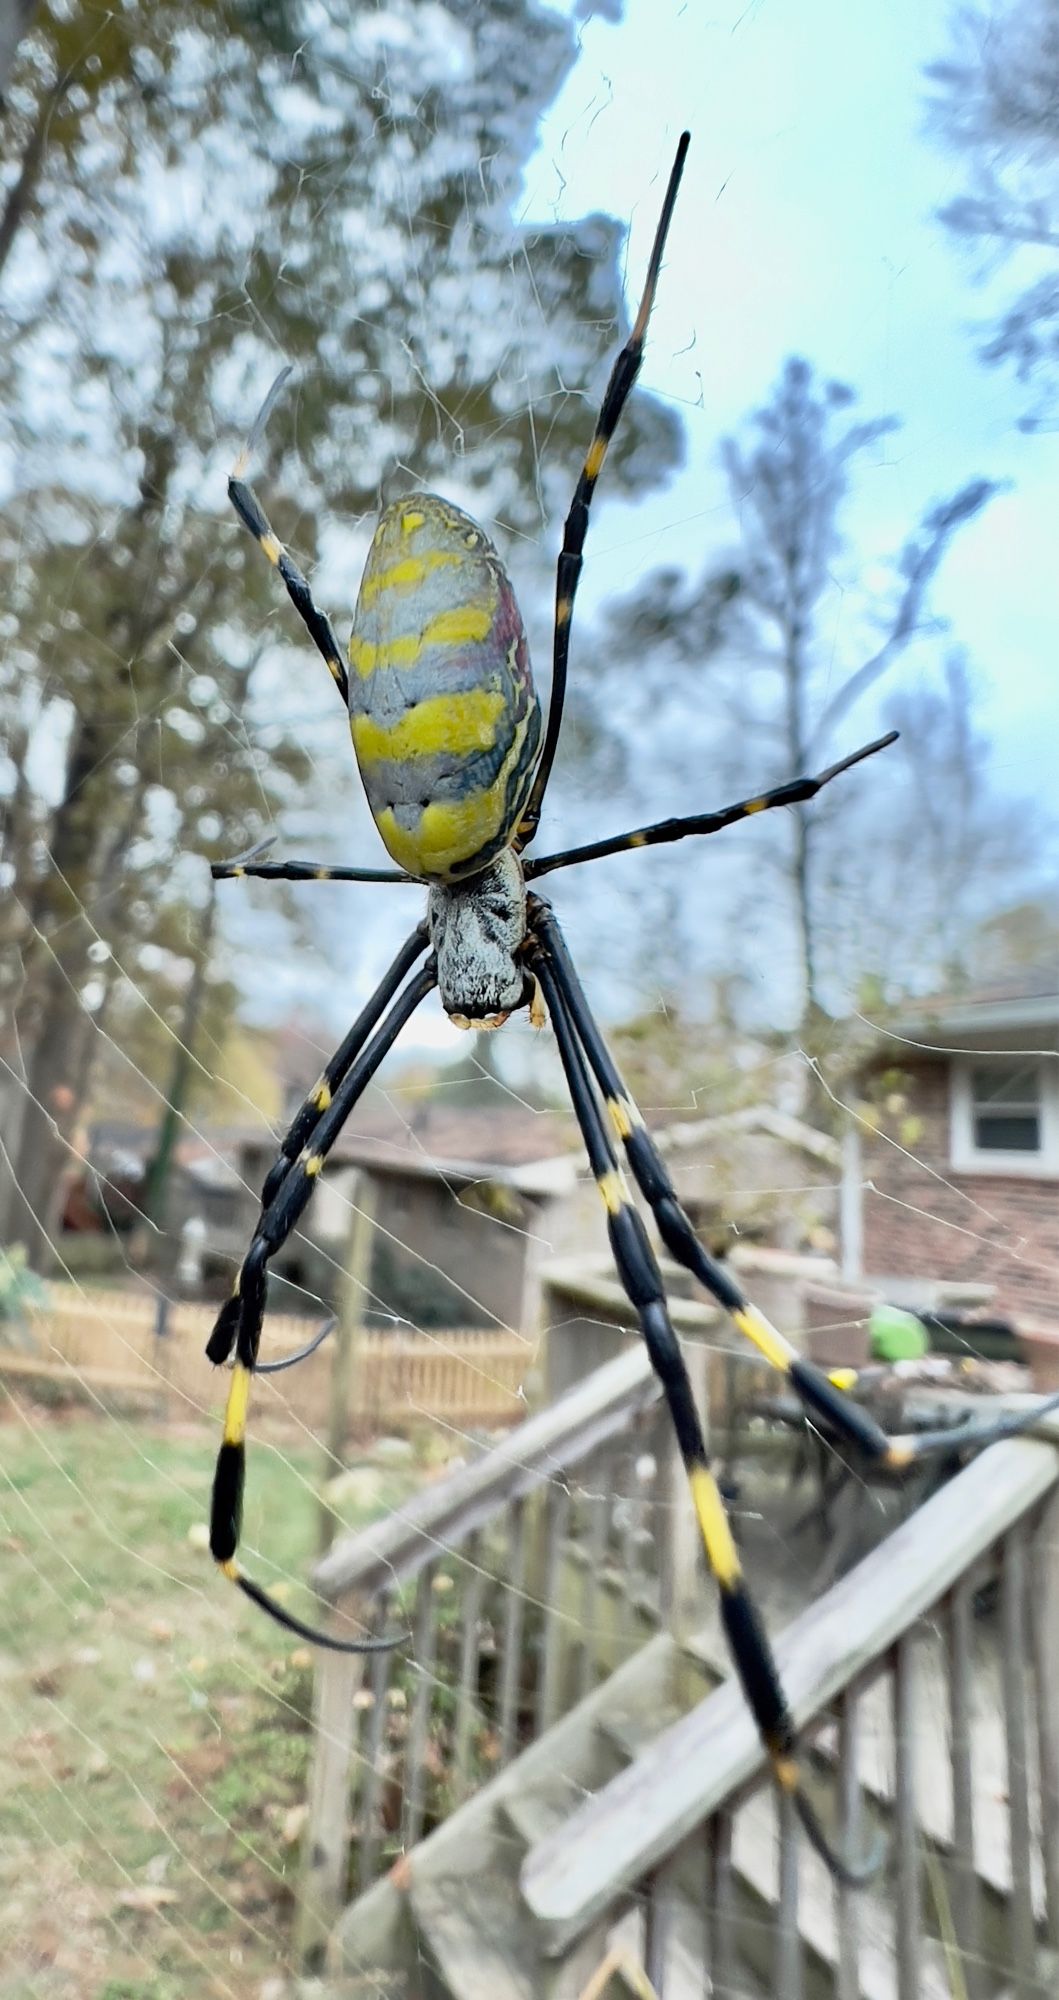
[427,848,527,1028]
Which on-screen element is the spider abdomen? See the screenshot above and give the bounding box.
[348,495,541,884]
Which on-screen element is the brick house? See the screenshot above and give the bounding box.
[848,974,1059,1325]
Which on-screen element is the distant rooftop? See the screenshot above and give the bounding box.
[885,966,1059,1050]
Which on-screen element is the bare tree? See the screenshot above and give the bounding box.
[0,0,34,105]
[927,1,1059,422]
[717,361,997,1022]
[817,652,1039,1000]
[589,359,998,1031]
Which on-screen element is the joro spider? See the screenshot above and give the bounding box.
[205,133,1047,1882]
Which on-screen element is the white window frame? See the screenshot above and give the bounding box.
[950,1055,1059,1177]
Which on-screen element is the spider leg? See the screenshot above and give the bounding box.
[516,133,690,851]
[531,900,898,1461]
[208,954,437,1652]
[255,1312,336,1376]
[229,364,350,706]
[213,846,412,885]
[207,923,430,1368]
[530,934,881,1886]
[880,1389,1059,1468]
[525,732,897,882]
[533,901,1059,1474]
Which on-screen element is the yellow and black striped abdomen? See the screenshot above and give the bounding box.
[348,496,541,883]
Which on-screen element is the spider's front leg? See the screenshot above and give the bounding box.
[228,364,351,707]
[207,924,429,1370]
[207,955,436,1650]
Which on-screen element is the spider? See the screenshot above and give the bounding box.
[205,133,1046,1881]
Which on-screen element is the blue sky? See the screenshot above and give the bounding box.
[226,0,1057,1052]
[516,0,1055,798]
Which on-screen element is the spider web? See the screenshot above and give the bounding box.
[1,2,1057,1997]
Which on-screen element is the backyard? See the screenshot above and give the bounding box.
[0,1391,421,2000]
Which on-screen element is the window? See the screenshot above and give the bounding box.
[951,1056,1059,1175]
[970,1061,1041,1153]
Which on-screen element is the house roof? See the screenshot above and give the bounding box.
[883,968,1059,1051]
[234,1096,579,1201]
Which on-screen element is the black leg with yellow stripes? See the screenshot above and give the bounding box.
[534,900,1059,1480]
[531,899,901,1467]
[528,933,880,1885]
[210,833,412,886]
[208,954,437,1652]
[228,364,350,707]
[516,132,690,850]
[207,924,430,1370]
[525,732,897,883]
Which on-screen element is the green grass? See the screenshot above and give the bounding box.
[0,1395,415,1999]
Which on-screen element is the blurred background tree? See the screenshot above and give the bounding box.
[552,356,1023,1056]
[1,0,1055,1272]
[927,0,1059,428]
[0,0,682,1263]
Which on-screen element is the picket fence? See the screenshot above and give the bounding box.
[3,1285,531,1432]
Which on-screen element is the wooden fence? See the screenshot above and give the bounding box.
[3,1285,532,1433]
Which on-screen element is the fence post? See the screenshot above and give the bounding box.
[318,1169,377,1558]
[839,1123,863,1284]
[295,1647,364,1971]
[1033,1482,1059,1947]
[150,1289,174,1420]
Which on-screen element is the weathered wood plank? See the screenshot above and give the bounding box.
[314,1344,658,1603]
[1000,1525,1036,1993]
[614,1446,640,1656]
[706,1812,735,2000]
[834,1685,862,2000]
[775,1789,802,2000]
[946,1573,982,2000]
[1032,1485,1059,1949]
[294,1647,363,1968]
[357,1591,396,1890]
[642,1841,701,1997]
[538,1482,571,1735]
[402,1559,439,1850]
[578,1466,610,1701]
[523,1430,1059,1951]
[893,1635,921,2000]
[411,1868,542,2000]
[500,1495,528,1766]
[453,1529,485,1805]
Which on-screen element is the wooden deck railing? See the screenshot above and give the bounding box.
[521,1411,1059,1998]
[297,1341,682,1959]
[295,1256,846,1966]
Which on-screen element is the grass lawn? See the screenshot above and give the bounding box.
[0,1390,419,2000]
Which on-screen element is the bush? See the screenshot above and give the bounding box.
[0,1243,49,1343]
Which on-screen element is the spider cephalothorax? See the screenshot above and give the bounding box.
[204,131,950,1884]
[427,847,528,1027]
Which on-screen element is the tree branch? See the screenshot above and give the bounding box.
[0,64,73,285]
[809,478,1000,754]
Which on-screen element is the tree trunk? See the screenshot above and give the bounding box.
[2,712,112,1262]
[0,433,175,1264]
[141,884,218,1243]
